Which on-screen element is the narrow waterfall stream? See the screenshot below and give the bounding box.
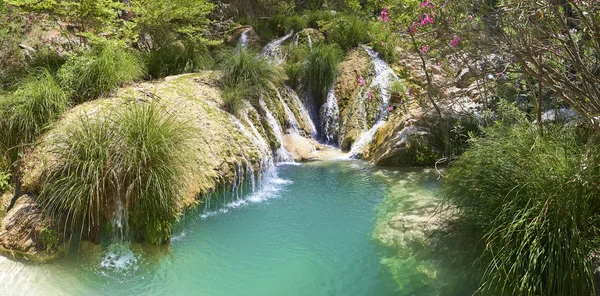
[0,162,469,296]
[346,47,400,158]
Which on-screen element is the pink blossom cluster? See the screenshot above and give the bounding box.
[358,76,365,86]
[379,6,390,23]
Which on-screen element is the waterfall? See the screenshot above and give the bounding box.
[259,99,294,162]
[277,91,301,134]
[347,47,401,158]
[238,28,251,48]
[260,31,294,65]
[284,86,317,138]
[320,88,340,146]
[307,33,313,51]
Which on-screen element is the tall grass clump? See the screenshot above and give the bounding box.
[302,43,342,105]
[327,15,373,52]
[58,43,145,103]
[217,47,282,111]
[39,101,196,245]
[0,70,69,157]
[439,105,600,295]
[144,41,213,79]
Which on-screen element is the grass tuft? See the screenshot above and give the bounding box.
[144,41,213,79]
[39,101,196,245]
[439,107,600,295]
[217,47,282,111]
[302,43,342,105]
[58,43,145,103]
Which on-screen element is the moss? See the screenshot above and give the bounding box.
[38,227,59,252]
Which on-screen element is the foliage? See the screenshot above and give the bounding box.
[25,48,67,74]
[217,47,282,109]
[0,69,69,162]
[131,0,214,44]
[302,43,342,105]
[39,227,59,252]
[221,85,249,114]
[58,43,145,103]
[0,170,10,193]
[144,40,213,79]
[39,101,196,245]
[326,15,374,51]
[6,0,129,42]
[284,44,310,89]
[440,111,600,295]
[496,0,600,132]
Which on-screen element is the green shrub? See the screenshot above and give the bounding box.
[327,15,373,52]
[0,170,10,193]
[58,43,145,103]
[440,114,600,295]
[0,70,70,159]
[303,10,334,29]
[217,47,282,110]
[221,85,249,114]
[144,41,213,79]
[40,101,196,245]
[302,43,342,105]
[25,48,67,73]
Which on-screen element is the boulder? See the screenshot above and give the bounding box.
[0,194,63,262]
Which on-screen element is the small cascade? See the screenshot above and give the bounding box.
[347,121,386,158]
[284,86,317,138]
[307,33,313,51]
[259,99,294,162]
[293,34,299,46]
[277,91,301,134]
[260,31,294,65]
[346,47,401,158]
[320,88,340,146]
[237,28,251,48]
[111,198,129,243]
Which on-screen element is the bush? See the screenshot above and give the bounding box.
[440,113,600,295]
[39,101,196,245]
[0,70,70,158]
[144,41,213,79]
[327,15,373,52]
[217,47,282,110]
[302,43,342,105]
[303,10,334,29]
[25,48,67,73]
[58,43,145,103]
[221,85,249,114]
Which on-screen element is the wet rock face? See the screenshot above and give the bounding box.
[226,26,261,48]
[334,49,370,151]
[0,194,60,261]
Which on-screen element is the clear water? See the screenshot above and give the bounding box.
[0,161,464,295]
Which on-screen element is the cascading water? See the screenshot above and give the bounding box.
[307,33,313,51]
[347,47,401,158]
[260,31,294,65]
[277,91,301,134]
[238,28,251,48]
[284,86,317,138]
[259,99,294,163]
[320,88,340,146]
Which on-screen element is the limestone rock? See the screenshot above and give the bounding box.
[226,26,261,48]
[334,48,370,151]
[0,194,62,262]
[282,133,344,162]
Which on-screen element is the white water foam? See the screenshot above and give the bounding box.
[200,176,292,220]
[260,31,294,65]
[98,243,140,275]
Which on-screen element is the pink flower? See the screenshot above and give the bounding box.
[386,105,394,112]
[450,35,461,47]
[468,14,473,20]
[367,91,373,99]
[408,89,413,96]
[421,45,430,53]
[379,6,390,23]
[358,76,365,86]
[420,13,435,26]
[381,41,386,46]
[420,0,434,9]
[409,22,418,35]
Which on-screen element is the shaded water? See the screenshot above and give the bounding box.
[0,161,467,295]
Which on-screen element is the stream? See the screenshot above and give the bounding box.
[0,160,470,295]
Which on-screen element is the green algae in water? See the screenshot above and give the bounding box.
[0,161,470,295]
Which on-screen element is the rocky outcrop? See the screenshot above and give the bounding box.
[0,194,63,262]
[282,134,344,162]
[226,26,261,48]
[334,48,370,151]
